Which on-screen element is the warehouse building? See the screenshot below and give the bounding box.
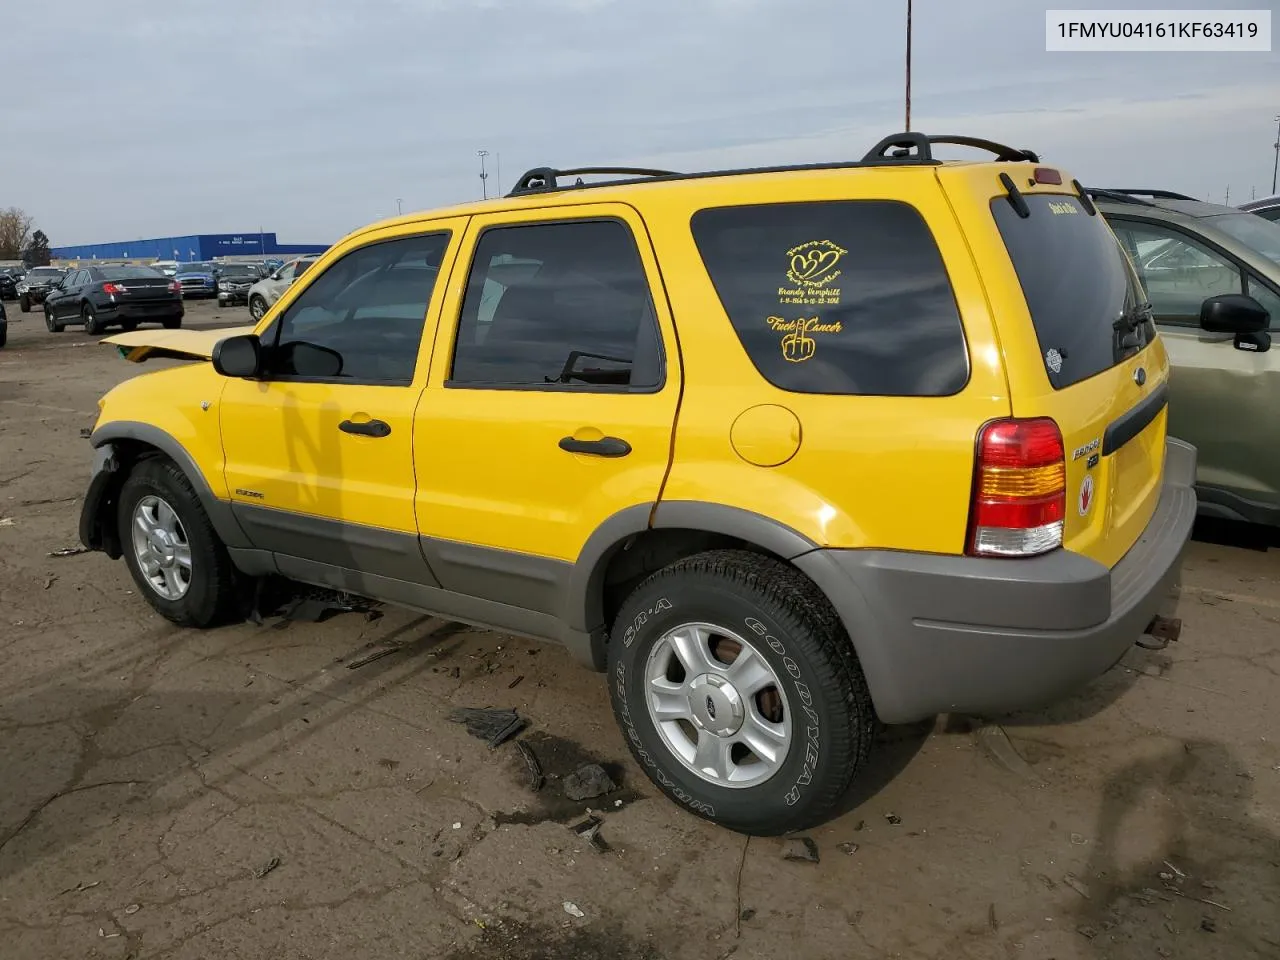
[51,232,330,262]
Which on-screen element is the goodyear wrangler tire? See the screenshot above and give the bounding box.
[607,549,876,835]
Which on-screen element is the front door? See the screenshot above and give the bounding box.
[51,271,86,321]
[219,222,465,582]
[1110,217,1280,519]
[414,204,681,615]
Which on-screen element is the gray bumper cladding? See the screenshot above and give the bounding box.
[795,438,1198,724]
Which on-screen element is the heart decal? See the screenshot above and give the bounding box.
[790,249,841,282]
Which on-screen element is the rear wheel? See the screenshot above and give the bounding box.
[82,303,105,336]
[18,294,30,313]
[607,549,877,836]
[249,295,267,321]
[44,306,64,333]
[117,457,245,628]
[0,325,6,348]
[162,316,182,329]
[119,320,138,332]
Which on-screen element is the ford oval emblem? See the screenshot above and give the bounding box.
[1134,367,1147,387]
[705,696,717,720]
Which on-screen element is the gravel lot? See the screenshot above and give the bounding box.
[1,299,1278,960]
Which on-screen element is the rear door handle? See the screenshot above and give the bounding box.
[559,436,631,458]
[339,418,391,438]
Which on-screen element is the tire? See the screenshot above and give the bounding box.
[119,320,138,332]
[44,306,64,333]
[608,549,876,836]
[116,456,245,628]
[19,294,30,313]
[0,325,6,349]
[82,303,105,335]
[162,316,182,329]
[249,296,267,321]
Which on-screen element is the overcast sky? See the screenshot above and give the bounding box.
[4,0,1277,246]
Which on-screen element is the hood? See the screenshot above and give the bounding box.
[101,324,256,363]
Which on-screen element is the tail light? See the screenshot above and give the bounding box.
[967,417,1065,557]
[102,282,126,295]
[169,281,181,293]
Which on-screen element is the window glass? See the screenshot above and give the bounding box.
[267,233,449,384]
[1205,212,1280,261]
[1246,275,1280,330]
[994,196,1150,389]
[276,262,297,282]
[450,221,662,389]
[691,200,967,396]
[101,266,163,280]
[1111,221,1243,322]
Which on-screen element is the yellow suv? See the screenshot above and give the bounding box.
[79,133,1197,835]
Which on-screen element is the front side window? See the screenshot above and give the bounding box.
[1110,220,1243,323]
[265,232,449,384]
[1246,275,1280,329]
[691,200,968,396]
[449,220,663,390]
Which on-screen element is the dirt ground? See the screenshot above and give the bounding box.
[1,298,1278,960]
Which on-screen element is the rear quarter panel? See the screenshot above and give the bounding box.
[642,169,1011,553]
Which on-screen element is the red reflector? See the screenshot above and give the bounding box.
[1033,167,1063,185]
[102,282,126,295]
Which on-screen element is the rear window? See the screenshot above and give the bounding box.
[991,194,1150,389]
[690,201,968,396]
[101,266,161,280]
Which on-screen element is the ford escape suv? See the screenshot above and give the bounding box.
[77,133,1198,836]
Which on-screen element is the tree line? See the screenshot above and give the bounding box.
[0,207,51,266]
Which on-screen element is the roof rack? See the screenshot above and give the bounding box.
[506,131,1042,197]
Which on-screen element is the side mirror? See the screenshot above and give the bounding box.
[1200,293,1269,335]
[211,334,262,378]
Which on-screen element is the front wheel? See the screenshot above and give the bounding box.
[248,296,267,321]
[117,457,245,628]
[608,550,877,836]
[18,294,30,313]
[44,306,64,333]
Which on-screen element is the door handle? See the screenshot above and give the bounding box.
[559,436,631,458]
[339,418,391,438]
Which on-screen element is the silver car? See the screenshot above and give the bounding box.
[246,256,319,320]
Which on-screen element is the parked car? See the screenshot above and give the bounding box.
[214,262,266,307]
[245,255,318,320]
[151,260,180,277]
[78,133,1196,836]
[0,297,7,348]
[1092,188,1280,528]
[15,266,67,312]
[174,262,218,299]
[1239,193,1280,222]
[43,264,183,334]
[0,266,24,301]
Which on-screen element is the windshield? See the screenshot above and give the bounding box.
[218,264,259,278]
[176,262,210,273]
[29,268,63,279]
[101,266,163,280]
[992,194,1151,390]
[1206,212,1280,262]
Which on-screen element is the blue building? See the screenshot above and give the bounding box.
[51,233,330,262]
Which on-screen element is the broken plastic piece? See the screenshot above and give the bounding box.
[515,740,544,792]
[448,707,528,748]
[562,763,616,801]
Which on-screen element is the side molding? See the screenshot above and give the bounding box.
[90,420,252,549]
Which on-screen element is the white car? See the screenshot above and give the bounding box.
[151,260,179,277]
[246,256,319,320]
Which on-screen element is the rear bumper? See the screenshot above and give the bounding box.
[795,438,1198,724]
[99,301,184,321]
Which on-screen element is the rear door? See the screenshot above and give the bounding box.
[946,170,1169,570]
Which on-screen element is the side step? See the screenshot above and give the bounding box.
[1135,614,1182,651]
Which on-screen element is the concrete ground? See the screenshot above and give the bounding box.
[1,299,1277,960]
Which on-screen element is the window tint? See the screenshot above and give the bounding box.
[101,266,162,280]
[1246,275,1280,329]
[267,233,449,384]
[994,197,1150,389]
[450,220,663,389]
[1110,221,1243,323]
[690,201,967,396]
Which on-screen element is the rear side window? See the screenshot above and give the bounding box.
[690,201,968,396]
[992,195,1150,389]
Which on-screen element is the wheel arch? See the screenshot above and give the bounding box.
[84,422,251,557]
[564,501,821,671]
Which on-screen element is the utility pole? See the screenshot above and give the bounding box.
[1272,114,1280,195]
[1225,186,1230,205]
[478,150,490,200]
[396,198,403,215]
[904,0,913,130]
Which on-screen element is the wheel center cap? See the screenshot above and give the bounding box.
[687,674,745,737]
[149,530,175,566]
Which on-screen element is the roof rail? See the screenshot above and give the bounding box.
[1090,188,1198,201]
[508,166,680,197]
[1084,188,1159,207]
[506,131,1042,198]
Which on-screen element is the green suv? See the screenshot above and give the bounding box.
[1094,189,1280,527]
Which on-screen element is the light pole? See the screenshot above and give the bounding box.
[1272,114,1280,195]
[396,198,403,215]
[904,0,913,131]
[478,150,490,200]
